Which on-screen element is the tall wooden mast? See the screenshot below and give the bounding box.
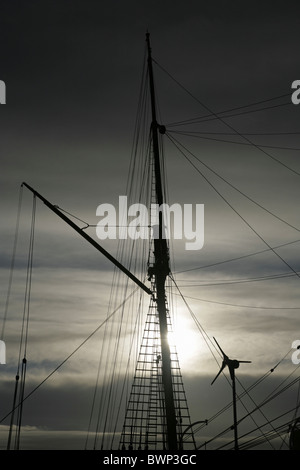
[145,32,178,451]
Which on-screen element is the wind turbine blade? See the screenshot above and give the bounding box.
[213,337,227,358]
[239,361,251,364]
[211,362,226,385]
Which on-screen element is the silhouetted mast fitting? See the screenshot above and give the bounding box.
[21,182,152,296]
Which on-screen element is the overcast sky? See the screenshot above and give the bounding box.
[1,0,300,453]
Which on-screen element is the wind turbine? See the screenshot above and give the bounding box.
[211,337,251,450]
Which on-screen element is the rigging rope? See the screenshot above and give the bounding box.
[153,59,300,177]
[166,102,291,129]
[1,287,141,427]
[169,274,300,449]
[88,45,156,450]
[167,133,300,282]
[170,292,300,311]
[167,132,300,233]
[216,365,300,450]
[1,185,23,340]
[165,93,292,128]
[7,194,36,450]
[169,129,300,152]
[175,238,300,274]
[173,271,300,288]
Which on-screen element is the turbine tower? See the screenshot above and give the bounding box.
[211,337,251,450]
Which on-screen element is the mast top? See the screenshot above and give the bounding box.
[146,32,153,63]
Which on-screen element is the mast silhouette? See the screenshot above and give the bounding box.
[146,32,178,451]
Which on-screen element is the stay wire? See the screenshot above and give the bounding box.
[175,238,300,275]
[217,414,291,450]
[172,130,300,136]
[170,275,279,448]
[170,129,300,151]
[168,274,220,372]
[0,287,140,427]
[222,409,297,450]
[173,271,300,288]
[168,101,291,129]
[233,373,300,450]
[16,195,36,367]
[236,416,293,450]
[234,377,284,449]
[167,132,300,234]
[165,93,292,128]
[4,185,23,448]
[246,365,300,423]
[231,362,300,446]
[24,195,36,356]
[1,184,23,339]
[95,52,152,448]
[169,291,300,311]
[170,272,296,447]
[153,59,300,176]
[12,194,36,449]
[292,378,300,422]
[197,361,298,450]
[167,133,300,281]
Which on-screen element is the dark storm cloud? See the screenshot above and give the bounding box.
[1,1,298,110]
[1,1,299,195]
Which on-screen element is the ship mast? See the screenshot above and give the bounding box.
[146,32,178,451]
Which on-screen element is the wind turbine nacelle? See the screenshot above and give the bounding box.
[232,360,240,369]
